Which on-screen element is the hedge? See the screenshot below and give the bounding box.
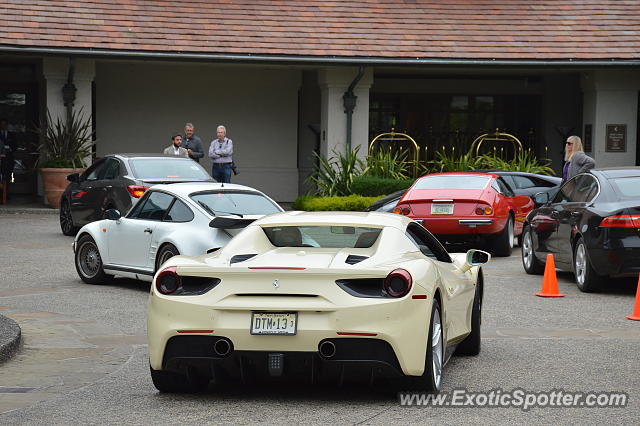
[350,176,414,197]
[292,194,381,211]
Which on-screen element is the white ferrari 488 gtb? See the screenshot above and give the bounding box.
[147,211,490,393]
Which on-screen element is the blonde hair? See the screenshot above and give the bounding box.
[565,135,584,161]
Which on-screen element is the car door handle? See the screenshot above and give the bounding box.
[144,228,153,234]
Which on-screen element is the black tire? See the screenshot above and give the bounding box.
[573,237,602,292]
[74,234,113,284]
[491,215,514,257]
[456,270,482,356]
[521,225,544,275]
[60,199,78,236]
[156,244,179,271]
[150,365,208,393]
[409,299,444,393]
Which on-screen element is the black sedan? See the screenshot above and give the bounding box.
[364,171,561,213]
[59,153,213,235]
[521,167,640,292]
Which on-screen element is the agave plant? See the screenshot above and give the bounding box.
[308,147,366,196]
[364,148,410,180]
[37,109,94,168]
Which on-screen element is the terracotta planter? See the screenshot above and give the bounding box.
[39,168,85,209]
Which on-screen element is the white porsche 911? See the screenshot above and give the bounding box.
[147,211,490,393]
[73,182,283,284]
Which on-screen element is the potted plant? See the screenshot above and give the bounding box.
[37,109,93,208]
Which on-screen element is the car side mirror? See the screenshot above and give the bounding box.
[105,209,121,220]
[533,191,550,205]
[67,172,80,183]
[459,249,491,273]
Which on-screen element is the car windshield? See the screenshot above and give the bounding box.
[414,175,490,190]
[129,158,211,179]
[263,226,382,248]
[190,191,281,216]
[609,176,640,198]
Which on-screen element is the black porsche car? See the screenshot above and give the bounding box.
[521,167,640,292]
[59,153,213,235]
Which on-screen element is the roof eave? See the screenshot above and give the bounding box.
[2,45,640,67]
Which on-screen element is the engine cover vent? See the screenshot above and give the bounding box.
[345,255,369,265]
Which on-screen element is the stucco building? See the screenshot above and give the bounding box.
[1,0,639,203]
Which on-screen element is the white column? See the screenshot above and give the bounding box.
[581,70,640,167]
[318,67,373,159]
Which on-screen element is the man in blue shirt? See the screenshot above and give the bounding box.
[208,125,233,183]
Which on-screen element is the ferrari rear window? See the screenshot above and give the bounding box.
[129,158,211,179]
[609,177,640,198]
[414,175,490,190]
[263,226,382,248]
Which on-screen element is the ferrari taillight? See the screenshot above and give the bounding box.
[127,185,150,198]
[156,266,182,295]
[475,205,493,215]
[600,215,640,228]
[393,205,412,216]
[384,269,412,298]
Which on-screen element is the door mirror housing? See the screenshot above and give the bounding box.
[67,172,80,183]
[533,191,550,205]
[459,249,491,273]
[105,209,122,220]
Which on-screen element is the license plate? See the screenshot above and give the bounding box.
[431,203,454,215]
[250,312,297,335]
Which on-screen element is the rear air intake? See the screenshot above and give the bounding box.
[345,255,369,265]
[230,254,257,264]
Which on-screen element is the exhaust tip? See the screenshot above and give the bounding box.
[318,340,336,359]
[213,338,232,357]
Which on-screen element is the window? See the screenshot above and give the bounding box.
[512,175,537,189]
[570,175,598,203]
[610,176,640,199]
[415,175,490,190]
[496,178,515,197]
[135,191,175,221]
[100,158,121,180]
[165,199,194,222]
[263,226,381,248]
[552,178,577,204]
[190,191,281,216]
[129,158,210,180]
[406,223,452,263]
[83,159,106,181]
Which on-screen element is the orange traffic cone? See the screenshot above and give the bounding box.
[626,274,640,321]
[535,254,566,297]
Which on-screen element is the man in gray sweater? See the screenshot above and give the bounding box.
[182,122,204,163]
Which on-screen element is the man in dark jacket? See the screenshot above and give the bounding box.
[183,122,204,163]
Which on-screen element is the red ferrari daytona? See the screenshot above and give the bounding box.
[394,172,534,256]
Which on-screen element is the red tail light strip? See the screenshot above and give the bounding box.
[177,330,214,334]
[337,332,378,337]
[412,295,428,299]
[248,267,306,270]
[600,215,640,228]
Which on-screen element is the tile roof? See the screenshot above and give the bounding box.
[1,0,639,61]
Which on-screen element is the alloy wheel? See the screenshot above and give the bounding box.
[431,307,443,389]
[78,241,101,278]
[60,202,74,234]
[575,243,587,285]
[522,231,534,268]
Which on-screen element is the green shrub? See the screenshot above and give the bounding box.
[477,150,555,175]
[292,194,380,211]
[351,175,414,197]
[308,147,365,196]
[364,149,409,179]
